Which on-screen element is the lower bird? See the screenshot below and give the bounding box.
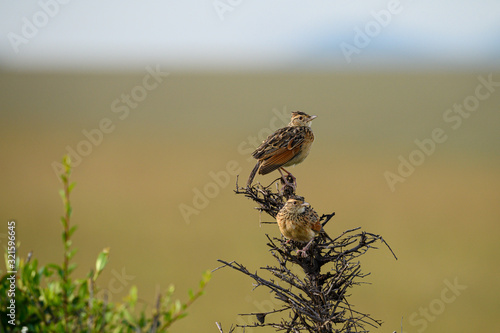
[247,111,317,189]
[276,197,323,257]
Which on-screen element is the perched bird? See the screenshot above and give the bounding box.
[276,197,323,256]
[247,111,317,188]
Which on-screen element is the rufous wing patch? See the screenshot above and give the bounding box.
[259,146,301,175]
[311,220,322,232]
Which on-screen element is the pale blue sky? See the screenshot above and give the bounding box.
[1,0,499,71]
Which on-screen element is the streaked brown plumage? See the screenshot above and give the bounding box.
[247,111,317,187]
[276,197,322,256]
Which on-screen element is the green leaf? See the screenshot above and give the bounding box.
[47,263,61,271]
[59,189,66,201]
[200,270,211,288]
[167,284,175,295]
[177,313,188,320]
[68,181,76,192]
[47,264,65,279]
[125,285,138,309]
[67,248,78,260]
[60,216,67,226]
[121,308,135,326]
[163,311,172,322]
[62,155,71,171]
[94,248,110,281]
[172,299,181,314]
[68,262,77,274]
[68,225,78,237]
[129,285,138,301]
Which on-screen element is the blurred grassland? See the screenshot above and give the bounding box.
[0,70,499,332]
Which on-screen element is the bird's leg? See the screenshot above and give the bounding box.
[278,168,296,191]
[280,167,297,188]
[296,238,315,257]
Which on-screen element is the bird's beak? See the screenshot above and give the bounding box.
[309,115,317,121]
[301,202,310,207]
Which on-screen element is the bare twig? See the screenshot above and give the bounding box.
[149,292,161,333]
[216,322,235,333]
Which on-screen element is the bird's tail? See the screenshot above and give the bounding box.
[246,162,260,187]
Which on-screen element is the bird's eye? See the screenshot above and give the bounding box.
[299,116,303,120]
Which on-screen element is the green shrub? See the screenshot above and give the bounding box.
[0,156,210,332]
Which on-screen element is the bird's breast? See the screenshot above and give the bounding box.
[277,213,316,243]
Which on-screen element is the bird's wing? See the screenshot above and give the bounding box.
[252,127,305,159]
[286,128,307,150]
[307,208,322,233]
[258,146,302,175]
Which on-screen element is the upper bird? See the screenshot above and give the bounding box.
[246,111,317,188]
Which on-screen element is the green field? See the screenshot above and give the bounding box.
[1,70,499,332]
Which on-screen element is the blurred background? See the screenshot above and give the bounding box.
[1,1,499,332]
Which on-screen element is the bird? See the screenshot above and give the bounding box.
[246,111,317,188]
[276,197,323,257]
